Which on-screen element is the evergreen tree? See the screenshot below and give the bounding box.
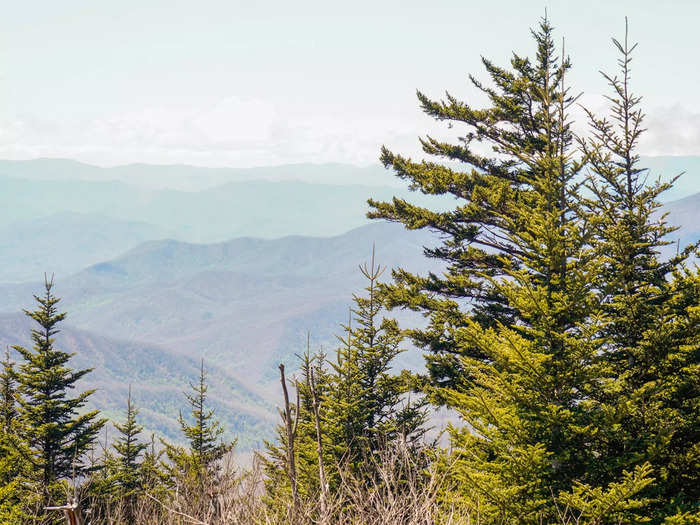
[324,247,428,474]
[180,359,231,468]
[368,17,654,522]
[0,349,24,522]
[0,349,17,434]
[112,386,147,496]
[264,250,428,516]
[140,433,169,498]
[165,359,233,480]
[579,21,700,520]
[263,344,331,516]
[368,17,589,402]
[13,277,105,497]
[160,360,234,522]
[85,387,150,522]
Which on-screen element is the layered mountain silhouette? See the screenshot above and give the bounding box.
[0,222,438,447]
[0,159,697,448]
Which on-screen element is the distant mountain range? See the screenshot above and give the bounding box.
[1,157,698,196]
[0,158,697,449]
[0,162,448,273]
[0,222,437,448]
[662,191,700,252]
[0,158,401,191]
[1,158,697,283]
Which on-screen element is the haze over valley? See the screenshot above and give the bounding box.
[1,159,698,448]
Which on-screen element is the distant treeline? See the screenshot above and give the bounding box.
[1,16,698,525]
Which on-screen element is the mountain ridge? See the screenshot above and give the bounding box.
[0,160,698,448]
[0,170,448,248]
[0,312,275,450]
[0,158,399,190]
[2,156,698,196]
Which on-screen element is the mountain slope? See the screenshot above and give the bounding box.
[0,191,696,448]
[664,191,700,250]
[0,312,275,450]
[0,212,171,283]
[0,222,437,397]
[2,157,698,195]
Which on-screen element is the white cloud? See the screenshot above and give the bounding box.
[0,93,442,167]
[572,95,700,158]
[1,95,698,169]
[640,104,700,156]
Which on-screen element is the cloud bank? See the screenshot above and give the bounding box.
[1,96,698,168]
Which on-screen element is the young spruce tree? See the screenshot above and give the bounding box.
[112,386,147,497]
[264,249,428,519]
[324,247,428,475]
[165,359,233,484]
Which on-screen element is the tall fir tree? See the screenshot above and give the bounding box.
[13,277,105,498]
[368,17,654,522]
[580,20,700,520]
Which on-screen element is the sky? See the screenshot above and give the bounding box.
[1,0,699,168]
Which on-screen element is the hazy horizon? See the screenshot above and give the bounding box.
[2,1,700,169]
[3,153,700,170]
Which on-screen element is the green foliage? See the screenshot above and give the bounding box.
[324,248,428,474]
[12,277,106,504]
[370,15,699,524]
[164,359,234,484]
[86,386,149,521]
[262,352,326,517]
[559,463,655,524]
[264,252,428,518]
[137,433,171,506]
[0,350,26,522]
[579,21,700,519]
[111,386,148,496]
[0,350,17,434]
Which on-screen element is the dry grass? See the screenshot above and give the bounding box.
[35,441,610,524]
[76,441,465,525]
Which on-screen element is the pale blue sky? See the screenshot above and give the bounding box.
[1,1,698,167]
